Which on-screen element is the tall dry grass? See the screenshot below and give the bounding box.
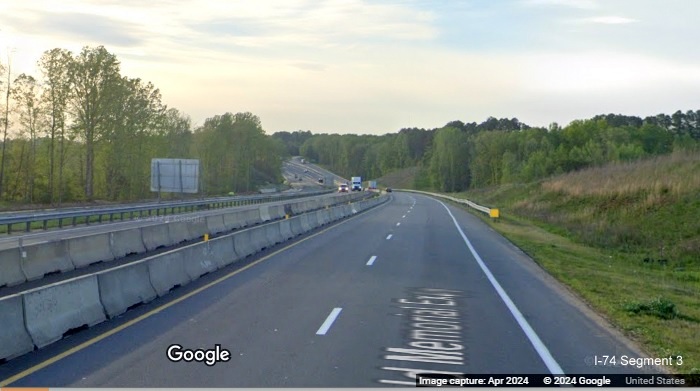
[542,150,700,199]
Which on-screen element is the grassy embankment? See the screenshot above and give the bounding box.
[450,150,700,373]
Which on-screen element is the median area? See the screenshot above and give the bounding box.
[0,191,389,362]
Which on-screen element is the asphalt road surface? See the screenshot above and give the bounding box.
[283,157,348,189]
[0,192,659,387]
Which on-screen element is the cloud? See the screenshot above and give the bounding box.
[184,1,438,50]
[520,0,598,10]
[1,10,146,47]
[37,12,145,46]
[581,16,637,24]
[290,62,327,72]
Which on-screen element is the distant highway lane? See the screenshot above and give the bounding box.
[0,192,659,387]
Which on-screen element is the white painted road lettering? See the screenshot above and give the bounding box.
[366,255,377,266]
[316,307,342,335]
[378,288,466,385]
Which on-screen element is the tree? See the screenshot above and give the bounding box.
[194,112,281,195]
[161,108,193,158]
[68,46,122,200]
[429,126,470,192]
[12,74,43,202]
[0,54,12,199]
[38,48,72,204]
[100,77,165,199]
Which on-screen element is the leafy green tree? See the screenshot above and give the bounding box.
[0,57,11,199]
[429,127,470,192]
[38,48,72,204]
[68,46,122,200]
[11,74,43,202]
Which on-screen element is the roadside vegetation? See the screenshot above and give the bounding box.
[3,45,698,370]
[452,150,700,374]
[0,46,283,206]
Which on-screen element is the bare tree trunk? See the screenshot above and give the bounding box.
[85,134,94,200]
[48,117,55,205]
[0,58,11,199]
[58,128,65,205]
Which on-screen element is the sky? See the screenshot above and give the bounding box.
[0,0,699,134]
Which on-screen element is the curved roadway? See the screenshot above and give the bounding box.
[0,192,659,387]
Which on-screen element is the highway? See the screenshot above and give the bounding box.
[0,192,659,387]
[0,158,328,235]
[283,157,348,188]
[0,192,331,250]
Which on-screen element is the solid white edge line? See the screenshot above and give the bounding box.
[316,307,343,335]
[386,234,393,240]
[366,255,377,266]
[438,200,565,375]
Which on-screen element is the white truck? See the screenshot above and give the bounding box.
[351,176,363,191]
[368,180,377,190]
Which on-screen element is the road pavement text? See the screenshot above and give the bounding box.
[378,287,466,386]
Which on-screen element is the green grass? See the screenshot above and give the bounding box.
[375,166,420,189]
[448,150,700,374]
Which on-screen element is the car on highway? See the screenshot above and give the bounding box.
[385,188,392,192]
[318,177,324,183]
[338,184,349,192]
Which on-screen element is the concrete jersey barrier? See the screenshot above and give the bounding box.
[98,262,157,318]
[147,251,191,297]
[0,294,35,360]
[181,242,218,280]
[141,223,170,251]
[206,215,227,235]
[22,240,74,281]
[0,192,391,362]
[0,247,26,287]
[23,275,106,348]
[110,228,147,259]
[68,232,115,268]
[223,211,246,230]
[232,228,256,258]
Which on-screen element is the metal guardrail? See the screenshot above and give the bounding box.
[396,189,500,218]
[0,189,334,234]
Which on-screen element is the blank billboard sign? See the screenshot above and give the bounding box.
[151,159,200,193]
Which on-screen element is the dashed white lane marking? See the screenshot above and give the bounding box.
[402,215,406,218]
[366,255,377,266]
[316,308,343,335]
[396,222,400,226]
[386,234,393,240]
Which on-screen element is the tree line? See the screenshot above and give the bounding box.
[3,44,698,204]
[0,46,282,204]
[275,111,700,192]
